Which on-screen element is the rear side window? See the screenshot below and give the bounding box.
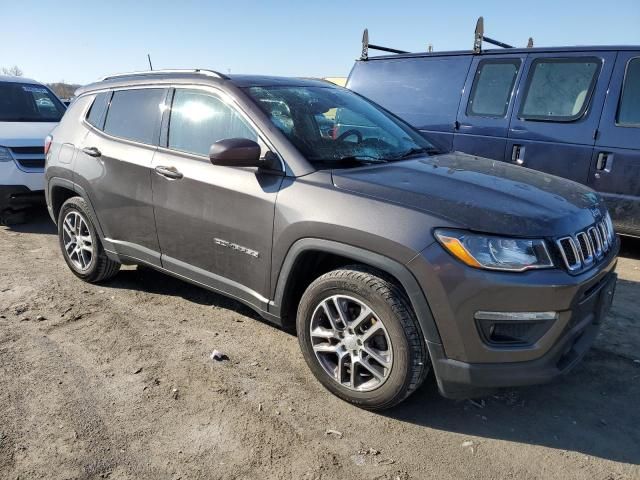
[519,57,601,122]
[104,88,165,144]
[467,60,520,117]
[617,58,640,127]
[86,92,110,129]
[168,89,258,157]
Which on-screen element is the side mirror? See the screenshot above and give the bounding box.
[209,138,262,167]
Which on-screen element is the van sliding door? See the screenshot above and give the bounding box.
[506,52,615,183]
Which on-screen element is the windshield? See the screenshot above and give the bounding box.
[245,85,437,168]
[0,82,66,122]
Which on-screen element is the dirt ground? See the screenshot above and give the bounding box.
[1,208,639,480]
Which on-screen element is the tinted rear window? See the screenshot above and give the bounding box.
[617,58,640,126]
[0,82,65,122]
[103,88,165,144]
[347,56,472,132]
[86,92,110,129]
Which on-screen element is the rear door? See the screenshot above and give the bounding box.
[507,52,615,183]
[151,87,284,308]
[590,52,640,235]
[77,87,167,266]
[454,54,526,160]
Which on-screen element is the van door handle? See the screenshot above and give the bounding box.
[511,144,525,165]
[81,146,101,157]
[154,165,184,180]
[596,152,612,172]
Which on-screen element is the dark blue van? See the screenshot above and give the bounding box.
[347,23,640,236]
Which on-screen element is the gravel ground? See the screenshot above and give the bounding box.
[1,208,639,480]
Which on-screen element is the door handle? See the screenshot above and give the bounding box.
[81,146,101,157]
[154,165,184,180]
[596,152,612,172]
[511,144,525,165]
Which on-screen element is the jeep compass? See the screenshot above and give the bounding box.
[45,70,618,409]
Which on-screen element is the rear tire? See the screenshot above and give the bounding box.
[57,197,120,283]
[297,265,428,410]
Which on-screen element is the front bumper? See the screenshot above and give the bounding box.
[408,239,619,399]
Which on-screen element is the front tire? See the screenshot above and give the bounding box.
[57,197,120,283]
[297,266,428,410]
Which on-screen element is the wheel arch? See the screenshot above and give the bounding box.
[271,238,443,345]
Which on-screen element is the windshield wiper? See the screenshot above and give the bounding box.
[392,147,440,160]
[336,155,388,164]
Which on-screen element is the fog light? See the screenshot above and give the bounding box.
[474,311,557,346]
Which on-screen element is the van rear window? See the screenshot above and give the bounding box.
[519,57,601,122]
[617,58,640,127]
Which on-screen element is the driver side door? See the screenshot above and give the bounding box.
[151,87,284,310]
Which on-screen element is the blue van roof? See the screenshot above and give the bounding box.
[362,45,640,61]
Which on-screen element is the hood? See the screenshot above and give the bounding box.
[0,122,58,147]
[332,152,605,237]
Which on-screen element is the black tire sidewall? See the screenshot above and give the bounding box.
[297,272,417,409]
[57,198,101,280]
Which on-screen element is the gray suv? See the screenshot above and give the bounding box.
[45,69,618,409]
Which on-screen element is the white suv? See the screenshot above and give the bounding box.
[0,75,65,224]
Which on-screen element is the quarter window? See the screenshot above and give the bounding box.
[467,60,520,117]
[168,89,259,157]
[519,58,601,121]
[103,88,165,144]
[86,92,110,130]
[617,58,640,127]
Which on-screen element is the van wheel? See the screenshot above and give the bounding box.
[57,197,120,283]
[297,266,428,410]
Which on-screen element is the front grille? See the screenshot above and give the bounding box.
[556,220,614,272]
[9,146,44,155]
[15,158,45,169]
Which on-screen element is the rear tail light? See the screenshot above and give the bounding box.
[44,135,52,155]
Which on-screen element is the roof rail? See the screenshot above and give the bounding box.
[361,29,409,60]
[99,68,228,82]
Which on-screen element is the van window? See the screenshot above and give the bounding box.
[519,58,601,122]
[168,89,258,157]
[467,60,520,117]
[617,58,640,127]
[86,92,110,130]
[103,88,165,144]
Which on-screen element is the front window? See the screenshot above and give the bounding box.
[0,82,66,122]
[245,86,436,168]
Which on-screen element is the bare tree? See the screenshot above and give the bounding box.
[1,65,24,76]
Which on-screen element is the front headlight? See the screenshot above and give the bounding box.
[435,229,554,272]
[0,146,13,163]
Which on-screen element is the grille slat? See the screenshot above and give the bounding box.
[557,219,615,272]
[15,158,45,169]
[9,146,44,155]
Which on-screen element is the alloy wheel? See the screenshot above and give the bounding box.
[309,295,393,391]
[61,211,94,271]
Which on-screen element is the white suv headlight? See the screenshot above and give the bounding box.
[435,229,554,272]
[0,146,13,162]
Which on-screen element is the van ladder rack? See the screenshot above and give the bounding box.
[99,69,228,81]
[361,29,409,60]
[473,17,514,53]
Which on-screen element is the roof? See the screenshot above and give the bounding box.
[76,70,338,96]
[363,45,640,62]
[0,75,44,85]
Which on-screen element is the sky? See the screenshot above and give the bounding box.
[3,0,640,85]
